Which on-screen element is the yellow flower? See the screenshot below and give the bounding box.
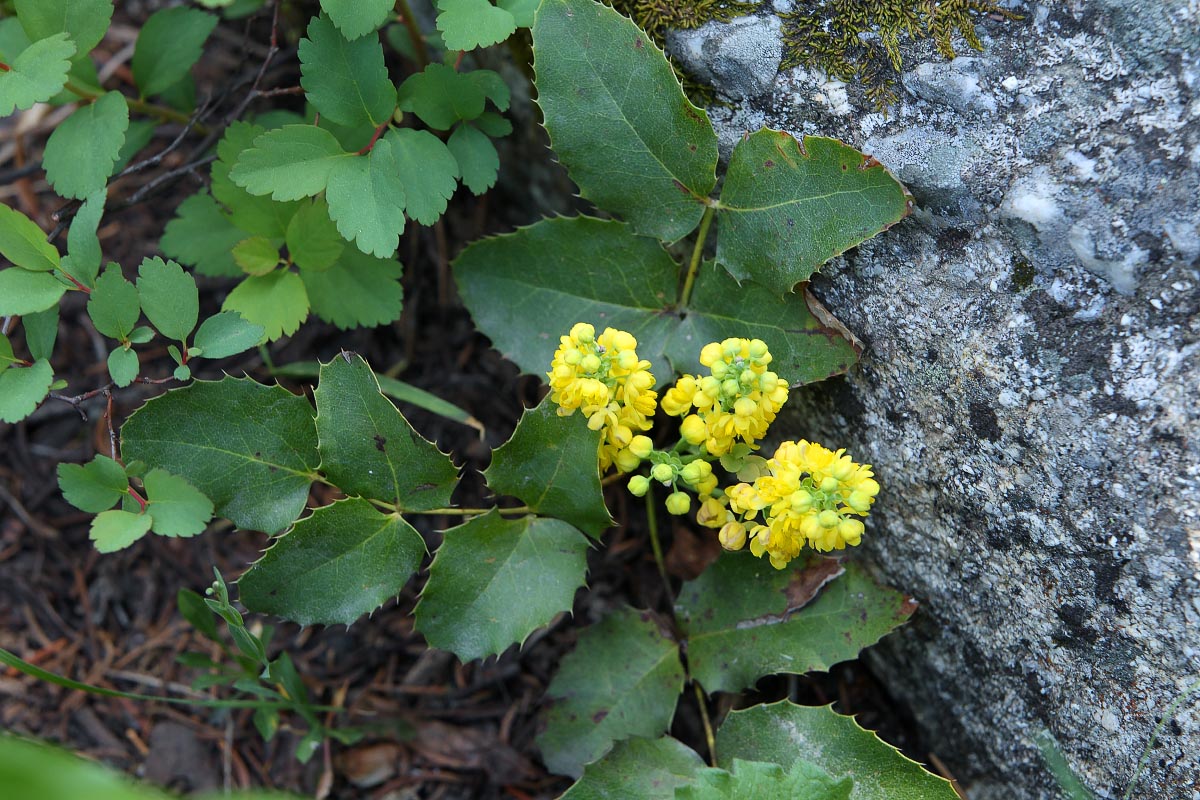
[548,323,657,472]
[661,337,788,456]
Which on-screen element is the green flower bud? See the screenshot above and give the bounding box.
[564,350,581,365]
[846,491,873,513]
[580,354,602,373]
[748,339,768,358]
[651,463,675,484]
[628,475,650,497]
[759,372,778,392]
[617,350,638,370]
[710,360,728,379]
[820,476,840,493]
[665,491,691,515]
[679,460,711,486]
[739,368,756,385]
[721,378,740,397]
[629,435,654,459]
[818,509,840,528]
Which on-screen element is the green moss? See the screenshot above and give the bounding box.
[781,0,1021,111]
[1010,256,1036,290]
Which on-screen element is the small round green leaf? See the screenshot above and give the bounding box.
[435,0,516,51]
[537,606,685,778]
[414,511,590,662]
[383,128,459,226]
[64,190,104,287]
[397,63,486,130]
[239,498,426,626]
[0,32,75,117]
[0,359,53,422]
[132,7,217,97]
[231,237,281,276]
[299,13,396,129]
[136,257,198,342]
[106,346,138,387]
[89,509,152,553]
[88,264,140,340]
[715,702,960,800]
[22,307,59,362]
[58,455,128,513]
[42,91,129,199]
[447,124,499,195]
[318,0,393,40]
[285,199,344,271]
[222,270,310,341]
[143,468,213,538]
[0,269,66,316]
[0,204,59,272]
[191,311,265,359]
[160,192,245,278]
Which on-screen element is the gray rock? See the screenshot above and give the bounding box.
[670,3,1200,798]
[666,15,783,99]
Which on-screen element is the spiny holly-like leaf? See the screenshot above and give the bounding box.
[231,236,280,276]
[0,269,66,315]
[0,204,60,272]
[324,143,406,258]
[560,737,704,800]
[538,606,685,778]
[121,376,320,534]
[454,216,678,379]
[319,0,393,40]
[64,190,104,287]
[667,262,860,385]
[88,264,140,340]
[384,128,459,226]
[222,270,309,340]
[107,345,138,387]
[142,468,213,538]
[675,553,915,694]
[447,124,500,195]
[716,131,911,295]
[191,311,265,359]
[161,192,245,277]
[212,122,302,238]
[136,257,198,342]
[57,455,128,513]
[0,32,75,116]
[229,124,350,202]
[300,247,404,330]
[89,509,152,553]
[716,702,960,800]
[436,0,516,51]
[132,7,216,97]
[397,63,486,130]
[314,354,458,511]
[414,511,589,661]
[0,359,53,422]
[532,0,717,241]
[15,0,114,55]
[42,91,128,199]
[286,199,343,271]
[299,14,396,130]
[677,760,853,800]
[485,397,612,537]
[239,498,426,626]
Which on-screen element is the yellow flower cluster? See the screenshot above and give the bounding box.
[661,338,788,457]
[713,440,879,568]
[548,323,657,472]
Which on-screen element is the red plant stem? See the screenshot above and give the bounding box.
[0,62,11,73]
[58,269,91,294]
[128,488,148,513]
[357,122,389,155]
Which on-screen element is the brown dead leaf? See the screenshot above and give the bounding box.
[665,523,722,580]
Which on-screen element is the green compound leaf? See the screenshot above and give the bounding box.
[15,0,114,55]
[384,128,459,226]
[0,359,53,422]
[192,311,265,359]
[106,346,138,387]
[465,69,510,111]
[143,468,213,538]
[532,0,717,241]
[300,247,404,330]
[319,0,393,40]
[716,131,911,295]
[161,192,245,277]
[0,204,60,272]
[23,307,59,362]
[285,199,343,271]
[212,122,302,238]
[538,606,685,778]
[136,257,198,342]
[324,143,406,259]
[232,236,280,276]
[447,124,499,195]
[676,553,915,694]
[89,509,152,553]
[132,7,217,97]
[397,63,486,131]
[454,216,678,379]
[560,737,704,800]
[436,0,516,51]
[677,760,853,800]
[668,262,860,386]
[314,354,458,511]
[121,376,320,534]
[414,511,590,662]
[222,270,310,340]
[715,702,960,800]
[485,397,612,538]
[229,124,350,202]
[58,455,129,513]
[239,498,426,626]
[0,32,75,116]
[0,269,67,315]
[88,265,140,340]
[299,14,396,130]
[42,91,128,199]
[65,190,104,287]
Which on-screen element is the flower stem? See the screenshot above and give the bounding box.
[679,204,716,309]
[693,681,718,767]
[644,486,670,592]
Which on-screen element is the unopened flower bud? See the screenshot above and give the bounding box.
[718,521,747,550]
[665,491,691,515]
[680,414,706,445]
[721,378,740,397]
[699,342,723,367]
[820,476,840,493]
[570,322,595,343]
[818,509,840,528]
[628,475,650,497]
[710,360,728,379]
[739,369,756,385]
[837,518,865,546]
[748,339,768,358]
[617,350,638,370]
[629,435,654,459]
[846,491,873,513]
[580,354,601,373]
[651,463,675,484]
[614,448,640,473]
